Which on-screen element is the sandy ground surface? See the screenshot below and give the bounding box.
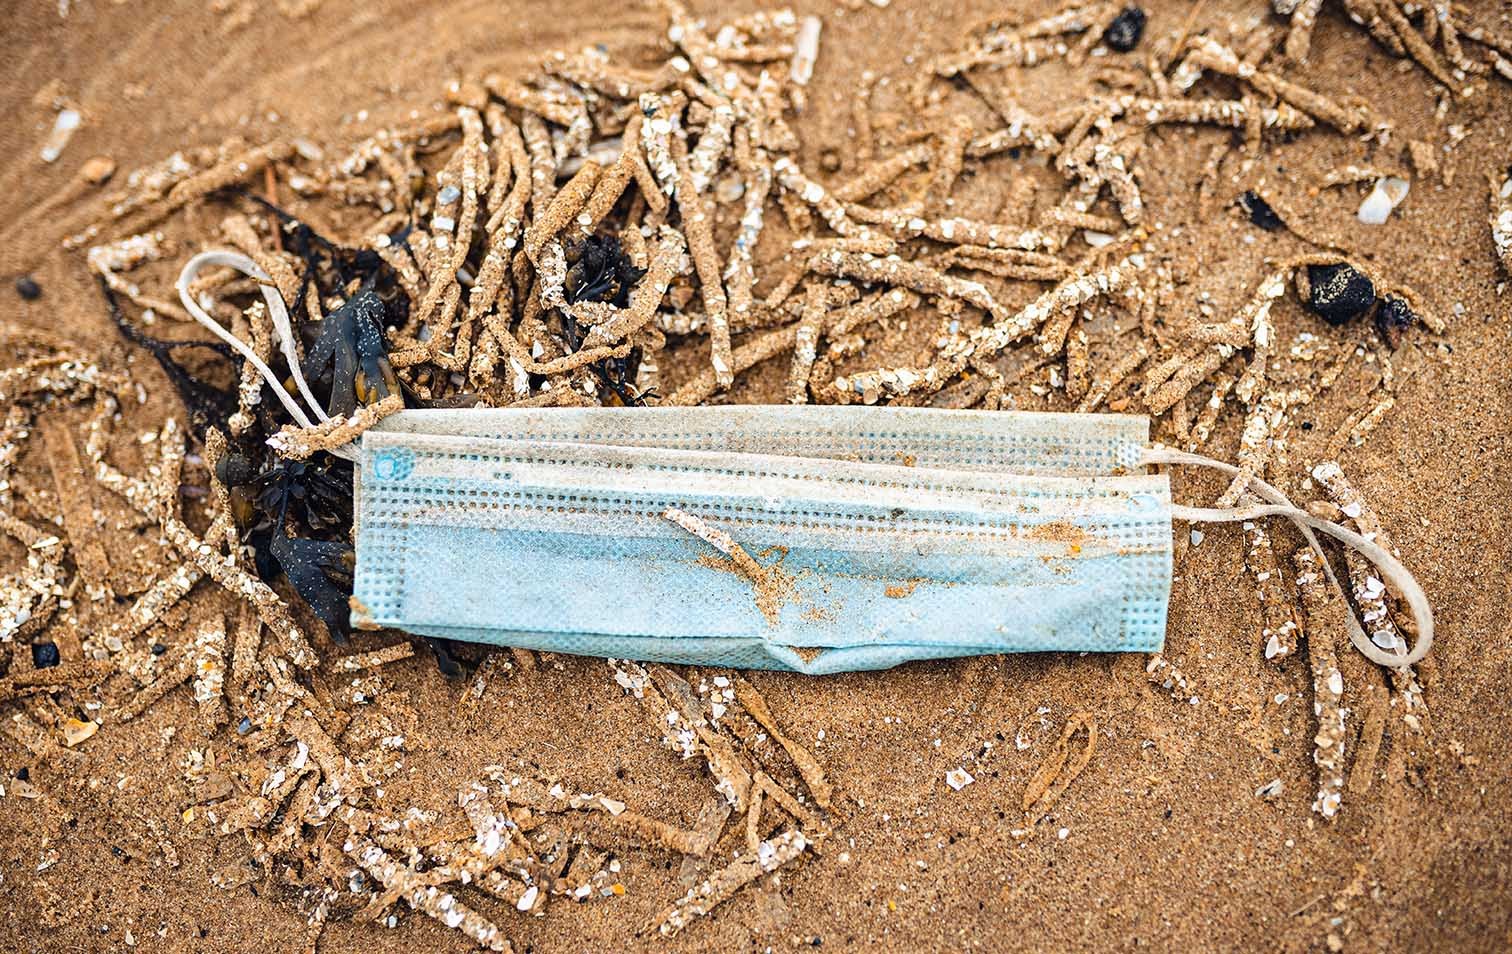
[2,0,1511,951]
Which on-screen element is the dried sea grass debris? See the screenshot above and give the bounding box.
[651,828,808,937]
[733,677,832,810]
[1022,711,1097,829]
[344,833,512,952]
[1293,548,1348,820]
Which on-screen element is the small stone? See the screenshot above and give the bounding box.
[236,716,253,735]
[714,174,745,203]
[15,276,41,300]
[1373,295,1418,348]
[31,642,60,668]
[151,642,168,656]
[436,184,461,206]
[1238,191,1284,231]
[1102,6,1147,53]
[80,155,116,185]
[1304,263,1376,325]
[945,768,974,791]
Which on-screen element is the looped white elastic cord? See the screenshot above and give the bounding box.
[176,250,330,429]
[1142,446,1432,669]
[176,251,359,464]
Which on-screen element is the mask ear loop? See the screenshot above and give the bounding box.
[176,250,360,464]
[1141,445,1432,669]
[176,249,331,429]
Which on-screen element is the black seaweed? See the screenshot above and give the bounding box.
[561,235,653,406]
[426,638,465,678]
[268,533,354,640]
[234,456,357,640]
[100,277,238,435]
[301,284,398,417]
[565,235,645,309]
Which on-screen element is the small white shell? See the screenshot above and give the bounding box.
[1357,176,1410,225]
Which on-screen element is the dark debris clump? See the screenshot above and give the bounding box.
[1374,295,1419,348]
[565,235,645,308]
[1103,6,1147,53]
[1239,191,1285,231]
[1304,263,1376,325]
[563,235,653,407]
[95,197,459,664]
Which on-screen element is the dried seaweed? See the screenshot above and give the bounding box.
[99,277,236,435]
[302,284,398,417]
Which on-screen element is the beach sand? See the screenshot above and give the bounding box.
[1,1,1509,950]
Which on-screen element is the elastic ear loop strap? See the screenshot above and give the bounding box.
[176,250,359,463]
[1141,446,1432,669]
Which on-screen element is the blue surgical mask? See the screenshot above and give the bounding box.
[350,407,1432,675]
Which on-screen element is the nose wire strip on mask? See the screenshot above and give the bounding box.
[175,250,359,462]
[1141,446,1433,669]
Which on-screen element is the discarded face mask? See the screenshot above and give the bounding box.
[174,253,1434,676]
[348,406,1433,675]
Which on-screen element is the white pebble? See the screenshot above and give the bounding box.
[40,109,82,163]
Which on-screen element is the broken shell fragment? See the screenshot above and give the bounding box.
[63,718,99,747]
[80,155,116,185]
[945,768,974,791]
[1356,176,1409,225]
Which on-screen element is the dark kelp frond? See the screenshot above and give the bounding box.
[302,284,398,417]
[268,532,355,641]
[99,276,237,436]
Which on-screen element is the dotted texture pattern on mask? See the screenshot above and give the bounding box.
[371,405,1151,476]
[353,412,1171,673]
